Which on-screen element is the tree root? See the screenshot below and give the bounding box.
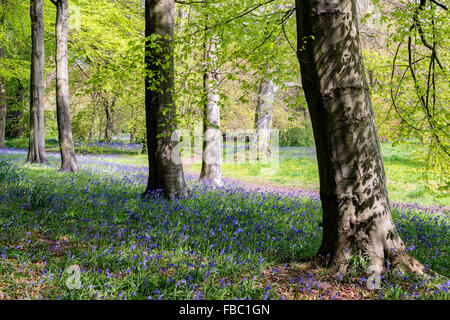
[311,249,437,279]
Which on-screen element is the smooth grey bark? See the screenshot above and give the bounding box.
[27,0,47,163]
[200,29,223,186]
[0,46,6,149]
[53,0,78,172]
[255,77,276,160]
[144,0,187,199]
[295,0,424,275]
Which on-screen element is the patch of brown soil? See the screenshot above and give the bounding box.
[257,263,377,300]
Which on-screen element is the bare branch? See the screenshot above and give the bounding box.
[430,0,448,10]
[280,7,296,54]
[175,0,205,4]
[176,0,277,40]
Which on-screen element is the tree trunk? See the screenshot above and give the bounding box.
[295,0,424,275]
[0,0,6,148]
[104,97,115,143]
[0,46,6,149]
[255,77,275,161]
[54,0,78,172]
[130,125,137,144]
[87,104,96,141]
[144,0,187,199]
[27,0,47,163]
[200,22,222,186]
[129,104,136,143]
[9,79,25,139]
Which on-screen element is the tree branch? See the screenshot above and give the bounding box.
[280,7,296,54]
[413,0,444,70]
[390,42,423,132]
[176,0,277,40]
[430,0,448,10]
[175,0,205,4]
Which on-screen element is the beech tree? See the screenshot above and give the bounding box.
[200,9,223,186]
[144,0,187,199]
[0,1,5,149]
[295,0,426,274]
[104,97,115,143]
[51,0,78,172]
[255,76,276,159]
[27,0,47,164]
[0,45,5,149]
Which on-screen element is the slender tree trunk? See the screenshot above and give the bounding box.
[129,106,138,144]
[0,46,6,149]
[0,77,5,149]
[53,0,77,172]
[200,20,222,186]
[87,104,96,141]
[18,82,25,137]
[255,77,275,160]
[27,0,47,163]
[11,79,25,138]
[0,0,6,148]
[104,97,115,143]
[130,122,137,144]
[87,91,100,141]
[144,0,187,199]
[295,0,424,275]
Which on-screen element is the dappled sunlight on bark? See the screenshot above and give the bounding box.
[295,0,426,275]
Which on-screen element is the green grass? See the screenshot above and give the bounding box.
[187,142,449,207]
[5,137,59,150]
[5,138,143,156]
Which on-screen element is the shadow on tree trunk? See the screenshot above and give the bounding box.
[295,0,428,276]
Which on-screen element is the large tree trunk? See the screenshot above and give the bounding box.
[54,0,78,172]
[295,0,424,275]
[27,0,47,163]
[0,46,6,149]
[200,23,222,186]
[144,0,187,199]
[255,77,275,161]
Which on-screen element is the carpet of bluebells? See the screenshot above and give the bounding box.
[73,140,143,155]
[0,147,448,300]
[6,138,144,155]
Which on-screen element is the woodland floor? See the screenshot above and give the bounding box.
[0,148,448,300]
